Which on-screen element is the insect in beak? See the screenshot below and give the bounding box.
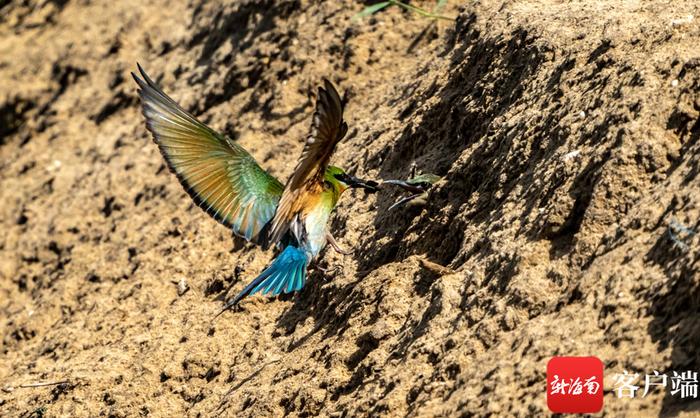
[382,171,441,210]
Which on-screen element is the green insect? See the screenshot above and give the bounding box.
[383,164,441,210]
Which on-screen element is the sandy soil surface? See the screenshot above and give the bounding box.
[1,0,699,416]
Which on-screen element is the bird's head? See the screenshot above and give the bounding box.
[324,166,379,195]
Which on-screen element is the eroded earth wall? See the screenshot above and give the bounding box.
[1,1,699,416]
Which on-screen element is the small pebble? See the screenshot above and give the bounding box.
[177,278,189,296]
[48,160,62,171]
[671,15,694,27]
[563,150,581,161]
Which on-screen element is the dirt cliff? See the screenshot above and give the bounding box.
[1,0,699,416]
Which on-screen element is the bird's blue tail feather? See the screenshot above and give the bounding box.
[227,245,308,307]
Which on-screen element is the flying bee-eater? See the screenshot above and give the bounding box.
[131,64,378,313]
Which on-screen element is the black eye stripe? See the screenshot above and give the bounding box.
[333,173,350,182]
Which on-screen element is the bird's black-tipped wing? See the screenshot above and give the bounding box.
[267,79,348,245]
[132,64,284,242]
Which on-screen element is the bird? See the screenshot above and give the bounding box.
[131,64,378,314]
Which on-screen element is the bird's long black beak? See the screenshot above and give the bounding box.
[340,174,379,193]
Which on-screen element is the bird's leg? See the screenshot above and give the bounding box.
[326,232,353,255]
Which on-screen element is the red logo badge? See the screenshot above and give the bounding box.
[547,356,604,413]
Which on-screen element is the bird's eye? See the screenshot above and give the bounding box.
[324,180,333,190]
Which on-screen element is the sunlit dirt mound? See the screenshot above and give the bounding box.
[1,1,699,416]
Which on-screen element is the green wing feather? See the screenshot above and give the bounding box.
[132,64,283,243]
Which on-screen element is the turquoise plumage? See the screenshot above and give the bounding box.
[231,245,308,305]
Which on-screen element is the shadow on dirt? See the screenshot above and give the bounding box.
[187,0,302,115]
[211,9,662,413]
[645,196,700,416]
[362,17,547,270]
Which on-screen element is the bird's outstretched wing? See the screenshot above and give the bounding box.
[132,64,283,243]
[267,79,348,245]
